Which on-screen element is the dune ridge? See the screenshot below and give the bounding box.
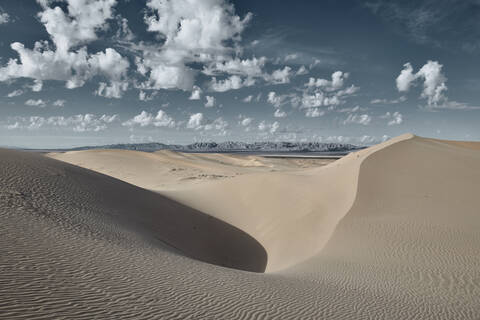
[1,134,479,319]
[161,134,415,271]
[48,134,412,272]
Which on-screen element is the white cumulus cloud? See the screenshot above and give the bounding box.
[209,75,254,92]
[25,99,47,107]
[187,112,204,130]
[6,89,24,98]
[343,113,371,125]
[395,61,461,109]
[242,95,253,103]
[0,1,130,98]
[52,99,66,107]
[122,110,175,128]
[381,111,403,125]
[0,10,10,25]
[205,95,216,108]
[300,71,359,117]
[189,85,203,100]
[137,0,252,92]
[5,113,118,132]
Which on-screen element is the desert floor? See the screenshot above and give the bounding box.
[1,134,479,319]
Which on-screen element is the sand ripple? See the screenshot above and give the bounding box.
[1,135,480,319]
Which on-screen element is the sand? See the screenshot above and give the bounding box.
[1,134,479,319]
[47,149,336,190]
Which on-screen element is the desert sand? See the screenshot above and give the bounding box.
[1,134,479,319]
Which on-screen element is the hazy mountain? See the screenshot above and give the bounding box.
[62,141,362,153]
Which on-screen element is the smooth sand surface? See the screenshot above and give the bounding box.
[1,134,479,319]
[47,149,335,190]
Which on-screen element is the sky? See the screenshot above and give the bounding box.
[0,0,479,148]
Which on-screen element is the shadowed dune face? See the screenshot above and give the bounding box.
[2,135,480,319]
[0,149,267,272]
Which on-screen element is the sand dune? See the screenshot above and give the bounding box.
[47,149,335,190]
[1,134,479,319]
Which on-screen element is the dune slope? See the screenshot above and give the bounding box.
[47,149,335,191]
[162,135,412,272]
[1,134,480,319]
[0,149,267,272]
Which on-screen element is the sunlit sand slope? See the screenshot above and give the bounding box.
[163,134,412,271]
[47,149,335,190]
[1,134,479,319]
[291,135,480,318]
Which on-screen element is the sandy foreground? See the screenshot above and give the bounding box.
[1,134,479,319]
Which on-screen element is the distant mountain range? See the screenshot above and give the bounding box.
[62,141,362,154]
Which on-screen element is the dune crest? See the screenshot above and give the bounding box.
[162,133,415,271]
[49,134,415,272]
[2,134,479,319]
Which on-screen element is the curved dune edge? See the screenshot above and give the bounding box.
[3,134,480,319]
[162,134,415,272]
[0,149,267,272]
[287,134,480,310]
[49,133,414,272]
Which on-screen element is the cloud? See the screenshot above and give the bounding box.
[306,71,348,91]
[122,110,175,128]
[189,85,202,100]
[265,66,292,84]
[145,0,251,54]
[136,0,252,92]
[135,57,195,91]
[209,75,255,92]
[6,89,24,98]
[204,117,228,133]
[300,71,359,116]
[395,60,475,110]
[0,1,130,98]
[370,96,406,104]
[296,65,308,75]
[99,114,118,123]
[25,99,47,107]
[364,0,480,50]
[416,61,447,106]
[115,15,134,41]
[267,91,298,117]
[274,109,287,118]
[381,111,403,126]
[337,105,366,113]
[305,108,324,117]
[6,122,21,130]
[91,48,130,98]
[139,90,158,101]
[37,0,117,52]
[258,120,279,134]
[396,61,447,106]
[396,63,417,92]
[270,121,279,133]
[52,99,66,107]
[343,113,371,125]
[242,95,253,103]
[96,80,129,99]
[31,79,44,92]
[267,91,299,108]
[0,10,10,25]
[205,95,216,108]
[187,113,204,130]
[267,91,284,108]
[203,57,266,77]
[284,53,298,61]
[240,117,252,126]
[5,113,118,132]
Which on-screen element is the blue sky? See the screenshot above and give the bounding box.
[0,0,479,148]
